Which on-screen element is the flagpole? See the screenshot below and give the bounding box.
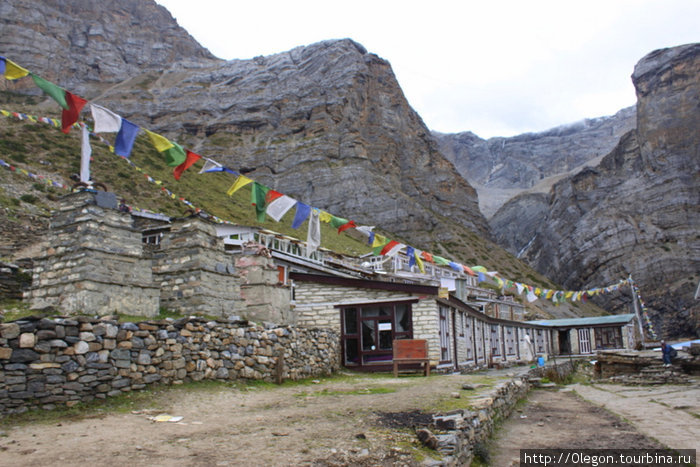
[629,275,646,348]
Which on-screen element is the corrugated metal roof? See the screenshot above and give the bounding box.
[526,313,636,327]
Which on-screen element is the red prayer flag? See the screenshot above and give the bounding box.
[421,251,434,263]
[61,91,87,134]
[265,190,284,204]
[380,240,400,256]
[462,265,477,276]
[337,220,356,234]
[173,151,202,180]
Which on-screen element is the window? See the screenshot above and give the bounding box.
[340,302,413,367]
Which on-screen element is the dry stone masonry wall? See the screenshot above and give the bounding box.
[0,316,339,415]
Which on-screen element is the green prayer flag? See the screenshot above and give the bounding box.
[163,142,187,167]
[31,74,68,109]
[329,215,349,230]
[433,255,450,266]
[251,182,270,222]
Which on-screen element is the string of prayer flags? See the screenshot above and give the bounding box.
[1,57,29,80]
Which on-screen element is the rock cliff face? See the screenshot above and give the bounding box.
[495,44,700,337]
[434,108,636,217]
[0,0,218,95]
[1,0,489,255]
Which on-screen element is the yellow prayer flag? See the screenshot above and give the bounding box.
[371,234,387,249]
[564,291,574,299]
[0,110,10,117]
[4,59,29,80]
[226,175,253,196]
[319,211,332,223]
[145,129,174,153]
[414,250,425,274]
[545,290,554,299]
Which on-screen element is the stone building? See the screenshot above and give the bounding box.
[21,190,637,373]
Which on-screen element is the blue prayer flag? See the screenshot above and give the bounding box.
[114,119,139,157]
[291,202,311,229]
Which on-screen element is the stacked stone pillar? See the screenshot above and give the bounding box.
[25,191,160,317]
[152,218,243,318]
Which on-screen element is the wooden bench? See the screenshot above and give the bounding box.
[392,339,430,377]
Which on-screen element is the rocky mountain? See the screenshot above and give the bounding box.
[492,44,700,337]
[1,0,492,254]
[0,0,218,96]
[434,107,636,217]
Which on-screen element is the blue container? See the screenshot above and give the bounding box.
[537,356,545,367]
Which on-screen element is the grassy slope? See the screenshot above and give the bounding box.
[0,90,609,319]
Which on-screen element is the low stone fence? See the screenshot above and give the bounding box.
[0,316,339,415]
[429,361,575,466]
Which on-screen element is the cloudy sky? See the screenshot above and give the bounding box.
[156,0,698,138]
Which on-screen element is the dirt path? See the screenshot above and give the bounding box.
[489,381,700,466]
[0,370,518,466]
[2,369,698,466]
[488,389,667,466]
[571,382,700,452]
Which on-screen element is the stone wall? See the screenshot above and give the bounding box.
[0,316,339,415]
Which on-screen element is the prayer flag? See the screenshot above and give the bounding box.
[291,202,311,229]
[80,124,91,183]
[433,256,449,266]
[380,240,404,257]
[251,182,269,222]
[61,91,87,133]
[407,247,416,267]
[31,74,68,109]
[421,251,434,263]
[114,118,139,157]
[307,209,321,254]
[173,151,202,180]
[266,195,297,222]
[145,129,174,152]
[337,220,356,234]
[265,190,284,204]
[90,104,122,133]
[526,289,538,303]
[3,58,29,80]
[414,249,425,273]
[199,159,223,174]
[330,216,348,230]
[462,265,476,276]
[319,211,332,223]
[448,261,462,272]
[226,175,252,196]
[163,142,187,167]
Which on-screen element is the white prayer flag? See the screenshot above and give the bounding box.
[90,104,122,133]
[80,124,92,183]
[307,209,321,254]
[266,195,297,222]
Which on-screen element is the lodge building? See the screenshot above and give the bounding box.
[22,191,640,372]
